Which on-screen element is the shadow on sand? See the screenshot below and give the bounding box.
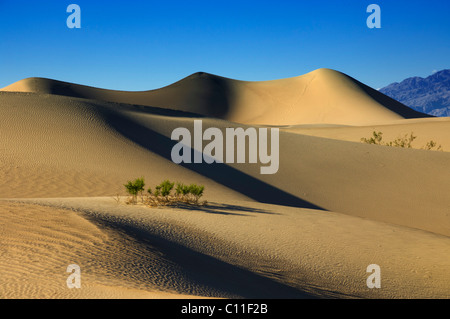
[171,202,278,216]
[102,108,325,211]
[86,212,317,299]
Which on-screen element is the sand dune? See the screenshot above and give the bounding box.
[1,68,429,126]
[0,69,449,299]
[0,92,246,201]
[1,197,449,299]
[117,113,450,237]
[283,117,450,151]
[0,201,217,299]
[1,91,448,237]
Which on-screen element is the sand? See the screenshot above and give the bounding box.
[0,69,449,299]
[283,117,450,151]
[1,68,428,126]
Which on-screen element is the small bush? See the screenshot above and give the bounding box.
[361,131,443,151]
[124,177,145,204]
[123,178,206,207]
[155,180,174,197]
[360,131,384,145]
[422,140,443,151]
[175,183,190,197]
[385,132,416,148]
[188,184,205,204]
[174,183,205,204]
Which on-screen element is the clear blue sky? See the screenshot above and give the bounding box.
[1,0,449,91]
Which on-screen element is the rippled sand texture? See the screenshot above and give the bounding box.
[0,69,449,298]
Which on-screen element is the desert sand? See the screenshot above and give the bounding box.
[0,69,449,299]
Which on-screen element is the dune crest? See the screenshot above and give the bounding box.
[1,68,429,126]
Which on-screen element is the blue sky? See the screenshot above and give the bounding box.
[1,0,449,91]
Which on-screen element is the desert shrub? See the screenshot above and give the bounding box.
[113,193,121,204]
[361,131,443,151]
[187,184,205,204]
[360,131,384,145]
[123,178,206,207]
[422,140,443,151]
[175,183,189,196]
[124,177,145,204]
[155,180,174,197]
[174,183,205,204]
[385,132,416,148]
[175,183,190,201]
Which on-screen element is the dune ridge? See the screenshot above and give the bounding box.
[1,68,429,126]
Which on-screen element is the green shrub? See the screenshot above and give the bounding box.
[155,180,174,197]
[385,132,416,148]
[422,140,443,151]
[124,177,145,204]
[188,184,205,204]
[361,131,443,151]
[360,131,384,145]
[176,183,190,196]
[123,178,206,207]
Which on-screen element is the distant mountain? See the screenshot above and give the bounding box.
[379,70,450,117]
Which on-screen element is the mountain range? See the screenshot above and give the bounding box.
[379,69,450,117]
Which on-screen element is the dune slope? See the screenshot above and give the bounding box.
[2,198,449,299]
[0,92,247,201]
[0,91,449,237]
